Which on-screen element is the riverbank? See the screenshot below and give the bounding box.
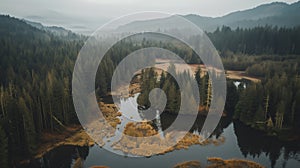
[34,101,123,160]
[18,125,94,166]
[19,99,122,165]
[34,126,95,159]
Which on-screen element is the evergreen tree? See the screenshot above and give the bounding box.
[18,97,36,155]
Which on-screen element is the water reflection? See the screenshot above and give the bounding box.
[157,112,231,139]
[20,119,299,168]
[19,146,89,168]
[19,93,299,168]
[234,121,300,168]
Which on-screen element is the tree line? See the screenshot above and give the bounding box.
[0,15,84,166]
[137,65,236,116]
[207,26,300,55]
[136,59,300,134]
[234,59,300,131]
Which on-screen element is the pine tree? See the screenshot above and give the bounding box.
[206,78,212,110]
[18,97,36,155]
[225,81,239,116]
[167,83,177,113]
[199,73,208,106]
[195,67,201,86]
[275,101,285,129]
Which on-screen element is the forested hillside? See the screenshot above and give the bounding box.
[0,15,84,166]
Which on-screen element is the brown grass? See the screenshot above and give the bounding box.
[207,157,265,168]
[173,160,201,168]
[173,158,265,168]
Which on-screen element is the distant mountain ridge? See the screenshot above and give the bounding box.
[24,20,75,37]
[1,1,299,35]
[0,15,82,43]
[119,1,300,32]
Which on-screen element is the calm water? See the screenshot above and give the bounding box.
[21,95,300,168]
[22,121,300,168]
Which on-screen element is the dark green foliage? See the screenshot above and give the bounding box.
[234,70,300,130]
[0,15,83,164]
[137,67,181,114]
[137,65,217,115]
[225,81,239,116]
[208,26,300,55]
[137,68,159,108]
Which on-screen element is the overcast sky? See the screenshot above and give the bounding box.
[0,0,298,33]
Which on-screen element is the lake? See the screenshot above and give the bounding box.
[21,95,300,168]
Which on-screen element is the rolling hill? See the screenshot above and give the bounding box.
[118,1,300,32]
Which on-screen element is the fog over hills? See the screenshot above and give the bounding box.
[119,1,300,32]
[9,1,300,35]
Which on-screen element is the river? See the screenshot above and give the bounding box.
[21,95,300,168]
